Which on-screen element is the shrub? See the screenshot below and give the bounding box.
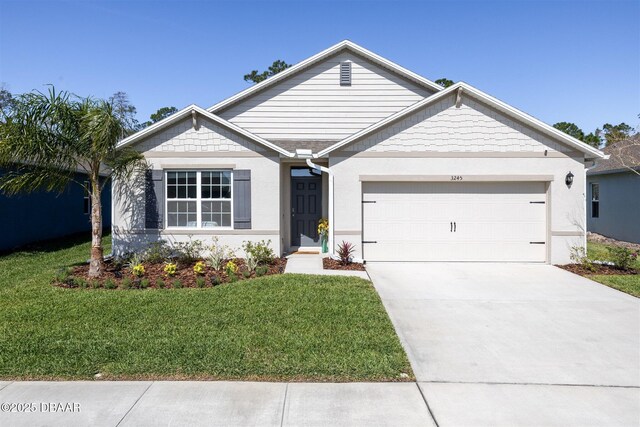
[337,241,356,265]
[193,261,206,276]
[140,278,150,289]
[53,267,73,284]
[208,237,235,271]
[72,277,88,289]
[225,260,239,277]
[172,279,183,289]
[172,237,205,263]
[132,264,145,277]
[569,246,596,272]
[156,278,165,289]
[228,274,238,283]
[242,240,275,265]
[245,254,258,272]
[90,279,100,289]
[196,277,206,288]
[210,275,221,286]
[143,240,171,264]
[242,269,251,279]
[607,246,638,270]
[121,277,132,289]
[104,278,117,289]
[255,265,268,277]
[164,262,177,276]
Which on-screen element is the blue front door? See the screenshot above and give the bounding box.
[291,170,322,247]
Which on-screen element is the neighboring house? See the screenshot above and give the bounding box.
[112,40,604,264]
[587,136,640,243]
[0,167,112,252]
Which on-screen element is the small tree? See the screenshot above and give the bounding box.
[0,87,145,277]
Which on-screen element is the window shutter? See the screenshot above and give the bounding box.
[340,61,351,86]
[145,169,164,229]
[233,170,251,229]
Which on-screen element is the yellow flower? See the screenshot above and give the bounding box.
[193,261,206,275]
[132,264,145,277]
[225,260,238,275]
[164,263,177,276]
[317,218,329,236]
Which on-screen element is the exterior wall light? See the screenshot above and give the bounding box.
[565,172,574,188]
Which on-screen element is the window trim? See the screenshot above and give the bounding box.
[165,169,234,230]
[590,182,599,218]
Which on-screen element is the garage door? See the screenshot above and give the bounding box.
[362,181,547,262]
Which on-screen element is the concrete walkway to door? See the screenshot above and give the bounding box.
[367,262,640,426]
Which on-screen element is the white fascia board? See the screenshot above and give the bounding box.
[318,82,606,159]
[207,40,442,113]
[116,105,295,157]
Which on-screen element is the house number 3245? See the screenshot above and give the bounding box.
[450,175,463,181]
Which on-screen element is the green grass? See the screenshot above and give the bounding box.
[587,241,640,269]
[586,242,640,298]
[0,234,412,381]
[588,275,640,298]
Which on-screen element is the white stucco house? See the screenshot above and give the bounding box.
[113,40,605,264]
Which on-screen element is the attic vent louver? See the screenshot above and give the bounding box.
[340,61,351,86]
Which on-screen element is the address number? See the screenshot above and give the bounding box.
[450,175,463,181]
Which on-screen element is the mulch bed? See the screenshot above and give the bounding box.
[323,258,366,271]
[557,263,638,276]
[55,257,288,289]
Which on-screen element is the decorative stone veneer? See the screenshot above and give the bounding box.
[346,95,571,153]
[136,117,265,153]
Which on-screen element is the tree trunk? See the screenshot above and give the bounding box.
[88,175,104,278]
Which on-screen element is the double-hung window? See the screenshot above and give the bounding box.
[591,183,599,218]
[166,171,232,228]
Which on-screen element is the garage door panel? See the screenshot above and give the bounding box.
[362,182,547,262]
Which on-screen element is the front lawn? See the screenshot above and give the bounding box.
[0,234,412,381]
[586,242,640,297]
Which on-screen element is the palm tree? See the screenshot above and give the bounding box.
[0,87,145,277]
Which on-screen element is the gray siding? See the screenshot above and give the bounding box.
[218,51,435,140]
[587,171,640,243]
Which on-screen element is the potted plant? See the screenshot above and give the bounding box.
[318,218,329,253]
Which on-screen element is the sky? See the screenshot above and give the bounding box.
[0,0,638,133]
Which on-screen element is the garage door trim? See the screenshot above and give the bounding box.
[359,174,555,182]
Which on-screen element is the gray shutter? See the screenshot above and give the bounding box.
[145,169,164,229]
[233,170,251,229]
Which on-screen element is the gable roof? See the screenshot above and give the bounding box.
[116,105,295,157]
[207,40,443,114]
[588,135,640,175]
[316,82,607,160]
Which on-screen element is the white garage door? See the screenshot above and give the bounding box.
[362,181,547,262]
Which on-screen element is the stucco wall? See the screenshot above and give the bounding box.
[329,96,587,264]
[587,171,640,243]
[112,116,281,257]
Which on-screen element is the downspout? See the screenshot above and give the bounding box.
[306,157,335,257]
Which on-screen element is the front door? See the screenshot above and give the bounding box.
[291,168,322,247]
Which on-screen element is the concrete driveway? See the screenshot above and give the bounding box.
[367,262,640,426]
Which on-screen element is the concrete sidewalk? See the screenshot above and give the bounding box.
[284,253,370,280]
[0,381,434,427]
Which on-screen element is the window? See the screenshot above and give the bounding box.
[83,181,90,215]
[591,183,599,218]
[166,171,232,228]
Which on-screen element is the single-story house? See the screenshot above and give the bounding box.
[587,136,640,243]
[113,40,605,264]
[0,168,112,252]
